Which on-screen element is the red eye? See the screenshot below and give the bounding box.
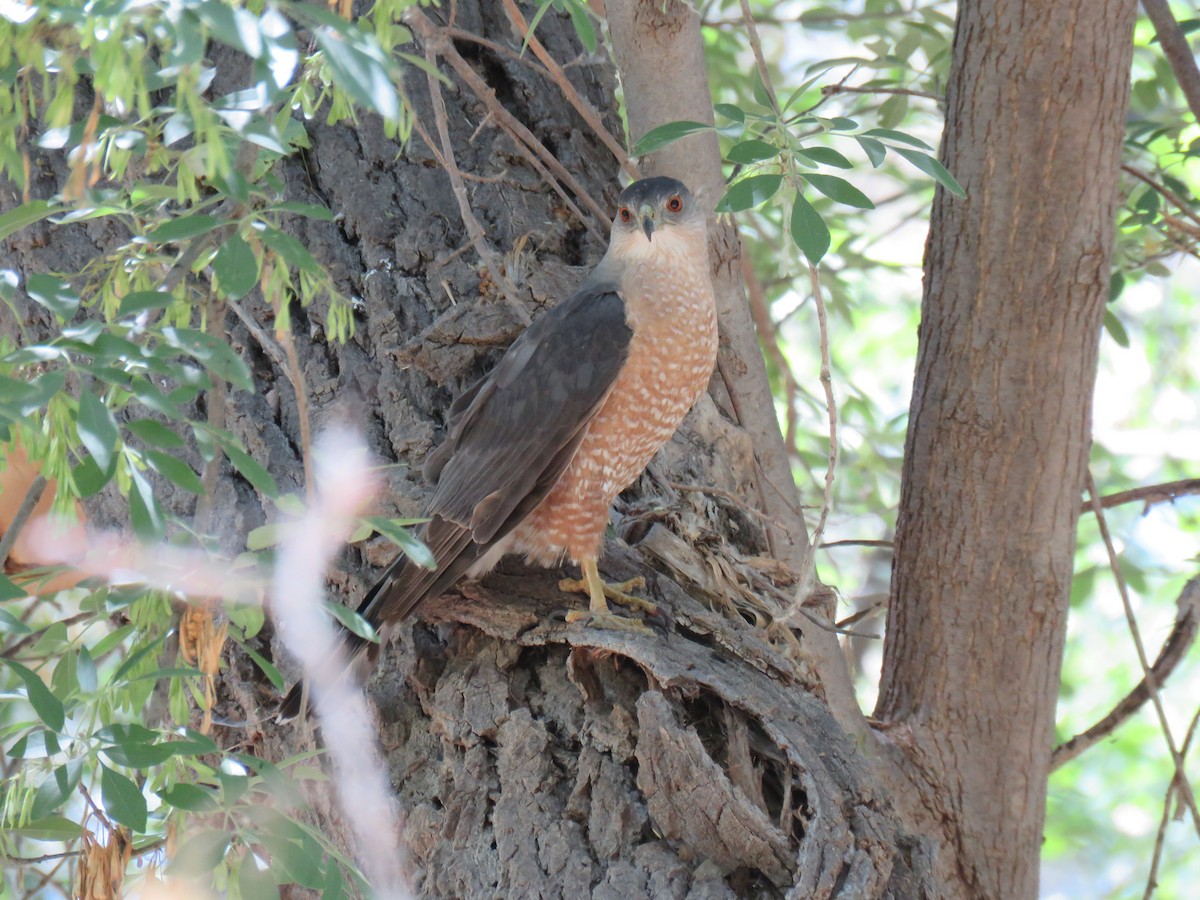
[666,195,683,212]
[618,207,632,223]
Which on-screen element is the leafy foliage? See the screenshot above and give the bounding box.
[0,0,430,893]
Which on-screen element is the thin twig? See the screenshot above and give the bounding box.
[1084,478,1200,515]
[0,611,92,659]
[820,539,894,550]
[2,837,165,866]
[1143,706,1200,900]
[806,262,838,564]
[739,247,802,459]
[420,37,531,326]
[738,0,781,115]
[499,0,637,178]
[1142,0,1200,126]
[1085,471,1200,834]
[666,480,789,533]
[1122,164,1200,231]
[193,288,228,534]
[0,475,47,570]
[1052,577,1200,769]
[228,300,288,371]
[406,9,608,238]
[820,84,943,103]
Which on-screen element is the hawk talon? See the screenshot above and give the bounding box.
[558,574,655,614]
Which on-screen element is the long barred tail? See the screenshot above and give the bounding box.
[275,516,486,721]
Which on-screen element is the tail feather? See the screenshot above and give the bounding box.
[276,516,484,721]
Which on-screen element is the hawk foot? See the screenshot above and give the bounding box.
[558,574,655,614]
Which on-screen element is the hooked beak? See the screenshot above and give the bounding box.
[639,204,655,241]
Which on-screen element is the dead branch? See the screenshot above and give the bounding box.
[1052,576,1200,769]
[1083,477,1200,515]
[1083,473,1200,834]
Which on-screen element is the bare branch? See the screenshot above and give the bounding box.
[0,474,47,570]
[1141,0,1200,126]
[406,9,609,238]
[499,0,637,178]
[1143,706,1200,900]
[1052,576,1200,769]
[420,35,531,326]
[1122,164,1200,231]
[1083,473,1200,834]
[737,0,781,115]
[820,539,894,550]
[820,84,943,103]
[1083,477,1200,515]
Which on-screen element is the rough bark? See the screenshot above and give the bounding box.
[1,2,931,896]
[873,1,1138,897]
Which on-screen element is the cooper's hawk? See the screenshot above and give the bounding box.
[280,176,716,716]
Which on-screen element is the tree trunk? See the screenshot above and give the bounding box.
[874,1,1138,896]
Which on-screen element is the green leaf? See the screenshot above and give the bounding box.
[790,194,831,265]
[77,391,120,472]
[211,233,259,300]
[271,201,334,221]
[32,759,84,819]
[0,576,29,605]
[564,0,597,53]
[802,173,875,209]
[892,147,967,197]
[713,103,745,123]
[715,174,784,213]
[161,327,253,390]
[8,815,80,842]
[323,601,380,644]
[118,290,176,317]
[157,783,220,812]
[855,136,887,168]
[241,642,284,691]
[224,443,279,498]
[878,93,908,129]
[95,723,158,744]
[861,128,932,150]
[129,467,165,542]
[196,0,264,58]
[1103,309,1130,348]
[26,274,80,320]
[100,764,147,832]
[260,226,318,271]
[314,25,401,121]
[247,522,286,550]
[167,828,231,877]
[73,453,117,497]
[239,853,279,899]
[147,214,222,243]
[3,660,65,730]
[77,646,98,693]
[126,418,186,449]
[145,449,205,494]
[0,200,59,241]
[1108,272,1125,303]
[795,146,853,169]
[8,730,60,758]
[633,120,713,155]
[364,516,435,570]
[726,139,780,164]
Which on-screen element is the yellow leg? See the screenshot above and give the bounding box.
[560,558,655,628]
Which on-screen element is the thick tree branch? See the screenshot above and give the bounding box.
[1052,576,1200,769]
